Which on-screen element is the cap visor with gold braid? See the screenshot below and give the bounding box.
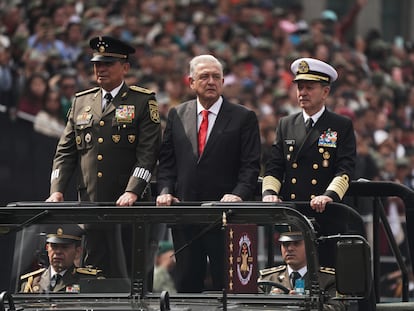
[90,36,135,62]
[291,58,338,83]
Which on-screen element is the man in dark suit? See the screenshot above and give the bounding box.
[20,226,102,293]
[156,54,261,292]
[262,57,356,267]
[46,36,161,277]
[258,231,346,311]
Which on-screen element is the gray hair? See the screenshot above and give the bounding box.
[189,55,223,78]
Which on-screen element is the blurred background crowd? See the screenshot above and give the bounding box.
[0,0,414,297]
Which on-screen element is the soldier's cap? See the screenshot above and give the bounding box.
[46,225,84,244]
[291,57,338,83]
[89,36,135,62]
[157,240,174,256]
[278,231,304,242]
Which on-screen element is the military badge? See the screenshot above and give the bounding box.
[112,135,120,143]
[128,135,136,143]
[236,234,254,286]
[318,129,337,148]
[76,113,92,125]
[85,133,92,143]
[297,60,310,73]
[149,100,160,123]
[116,105,135,123]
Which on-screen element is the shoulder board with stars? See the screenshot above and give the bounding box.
[259,265,286,276]
[76,267,102,276]
[75,87,100,97]
[319,267,336,275]
[129,85,154,94]
[20,268,46,280]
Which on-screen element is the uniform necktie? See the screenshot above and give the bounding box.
[198,110,209,156]
[50,274,62,291]
[103,93,113,112]
[305,118,313,133]
[290,271,301,288]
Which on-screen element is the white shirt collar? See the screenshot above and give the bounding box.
[287,265,307,278]
[197,96,223,116]
[303,106,325,124]
[102,82,124,99]
[50,266,67,278]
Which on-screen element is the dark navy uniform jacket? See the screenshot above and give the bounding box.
[263,108,356,202]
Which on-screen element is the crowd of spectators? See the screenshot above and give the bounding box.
[0,0,413,296]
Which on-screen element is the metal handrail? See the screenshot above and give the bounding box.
[346,180,414,302]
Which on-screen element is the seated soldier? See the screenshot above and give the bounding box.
[258,231,346,311]
[20,225,102,293]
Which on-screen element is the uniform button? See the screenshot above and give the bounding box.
[292,163,298,169]
[313,164,318,169]
[97,172,103,178]
[319,148,324,153]
[98,137,104,143]
[97,155,103,161]
[291,178,297,184]
[289,146,294,152]
[99,120,105,126]
[290,194,296,200]
[310,195,316,199]
[311,179,317,185]
[123,124,127,128]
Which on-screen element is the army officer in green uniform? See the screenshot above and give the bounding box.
[20,226,102,293]
[46,36,161,277]
[258,231,346,311]
[47,36,161,204]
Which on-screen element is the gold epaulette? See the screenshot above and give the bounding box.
[320,267,336,275]
[20,268,46,280]
[129,85,154,94]
[75,87,100,97]
[259,265,286,277]
[76,266,102,276]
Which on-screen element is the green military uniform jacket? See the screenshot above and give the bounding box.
[258,265,346,311]
[50,83,161,202]
[20,265,102,293]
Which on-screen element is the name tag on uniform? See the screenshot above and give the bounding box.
[285,140,295,145]
[116,105,135,123]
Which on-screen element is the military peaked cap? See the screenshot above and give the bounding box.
[89,36,135,62]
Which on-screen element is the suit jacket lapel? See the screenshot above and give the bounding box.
[103,83,130,117]
[182,100,198,157]
[294,110,328,161]
[201,100,231,158]
[39,268,51,293]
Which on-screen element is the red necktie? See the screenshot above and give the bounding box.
[198,110,209,156]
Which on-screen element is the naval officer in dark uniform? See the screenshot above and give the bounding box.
[46,36,161,277]
[262,57,356,267]
[20,226,102,293]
